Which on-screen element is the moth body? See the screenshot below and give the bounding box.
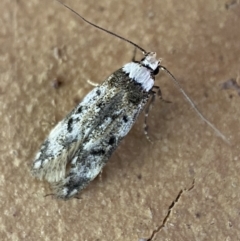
[32,52,160,199]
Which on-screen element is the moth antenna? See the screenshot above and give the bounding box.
[160,66,230,145]
[55,0,147,55]
[56,1,229,144]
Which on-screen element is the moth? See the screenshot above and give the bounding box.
[31,1,228,200]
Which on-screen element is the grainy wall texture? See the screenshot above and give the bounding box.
[1,0,240,240]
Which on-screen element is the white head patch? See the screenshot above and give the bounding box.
[142,52,159,70]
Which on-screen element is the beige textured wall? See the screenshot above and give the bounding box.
[1,0,240,240]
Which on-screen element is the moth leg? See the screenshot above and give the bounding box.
[87,79,99,87]
[144,86,171,142]
[144,90,156,143]
[44,193,55,198]
[152,85,172,103]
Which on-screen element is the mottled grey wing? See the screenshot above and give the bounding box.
[31,80,115,183]
[51,69,150,198]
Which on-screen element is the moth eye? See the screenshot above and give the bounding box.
[152,66,159,75]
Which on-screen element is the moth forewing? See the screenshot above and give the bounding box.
[31,54,158,199]
[31,82,110,183]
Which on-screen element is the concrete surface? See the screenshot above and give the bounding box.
[1,0,240,240]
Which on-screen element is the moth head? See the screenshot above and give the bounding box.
[141,52,161,76]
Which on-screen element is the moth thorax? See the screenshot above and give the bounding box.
[122,52,160,92]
